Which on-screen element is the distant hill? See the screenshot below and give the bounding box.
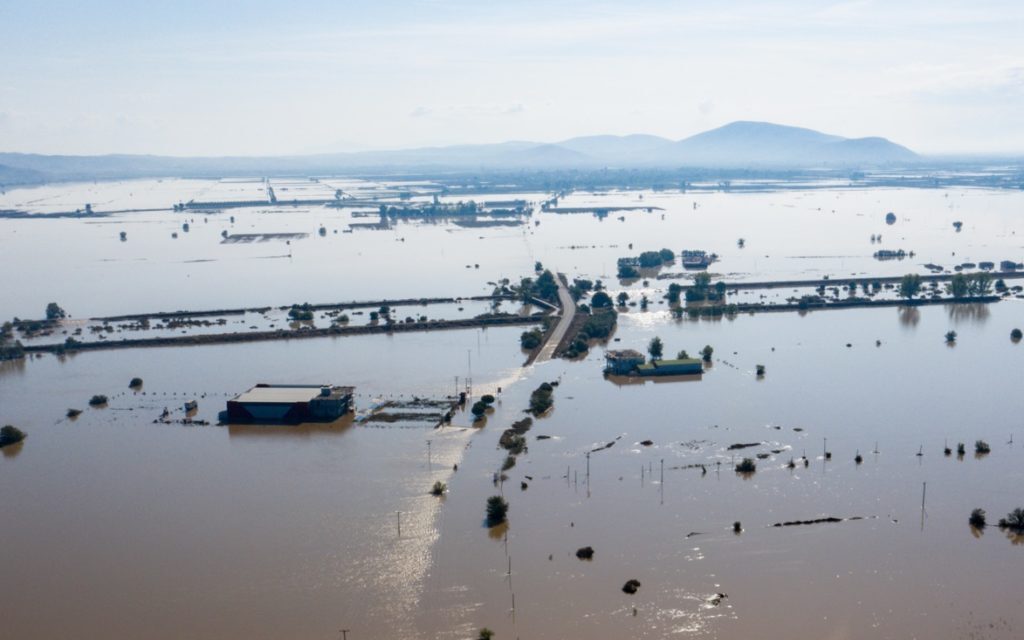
[659,121,918,167]
[0,162,46,185]
[0,122,921,183]
[555,134,674,159]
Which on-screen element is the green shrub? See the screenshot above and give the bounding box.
[471,401,488,418]
[486,496,509,526]
[590,291,613,308]
[288,303,314,321]
[46,302,67,320]
[735,458,756,473]
[520,328,543,350]
[502,434,527,455]
[0,425,26,448]
[998,508,1024,531]
[528,382,554,416]
[969,508,987,528]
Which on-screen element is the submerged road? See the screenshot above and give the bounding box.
[533,272,576,364]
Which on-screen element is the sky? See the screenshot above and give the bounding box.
[1,0,1022,156]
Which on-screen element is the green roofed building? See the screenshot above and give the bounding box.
[635,358,703,376]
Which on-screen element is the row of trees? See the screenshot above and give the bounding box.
[898,272,993,300]
[518,270,559,304]
[647,336,713,362]
[617,249,675,278]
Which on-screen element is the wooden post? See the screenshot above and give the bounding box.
[396,511,401,538]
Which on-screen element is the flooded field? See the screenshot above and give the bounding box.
[3,179,1024,319]
[2,179,1023,639]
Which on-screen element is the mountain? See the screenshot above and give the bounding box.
[0,162,46,185]
[0,122,920,183]
[660,121,917,166]
[555,134,674,159]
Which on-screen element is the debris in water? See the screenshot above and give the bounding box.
[727,442,760,450]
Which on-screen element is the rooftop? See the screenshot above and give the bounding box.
[233,384,353,404]
[637,358,703,371]
[606,349,645,360]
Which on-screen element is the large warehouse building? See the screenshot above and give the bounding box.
[226,384,354,424]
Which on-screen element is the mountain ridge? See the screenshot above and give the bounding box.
[0,122,920,183]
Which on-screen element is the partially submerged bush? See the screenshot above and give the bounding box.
[957,442,966,456]
[502,434,527,455]
[576,546,595,559]
[478,629,495,640]
[998,508,1024,532]
[88,394,108,406]
[1012,328,1023,342]
[129,377,143,388]
[288,303,314,321]
[975,440,991,454]
[471,401,488,419]
[520,328,543,350]
[430,481,446,496]
[45,302,67,320]
[622,579,642,594]
[528,382,555,416]
[735,458,757,473]
[501,455,517,471]
[945,330,958,343]
[0,425,26,448]
[969,508,987,528]
[486,495,509,526]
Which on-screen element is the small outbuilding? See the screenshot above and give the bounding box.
[605,349,646,375]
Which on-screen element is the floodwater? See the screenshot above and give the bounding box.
[2,180,1024,639]
[0,328,528,640]
[3,179,1024,319]
[421,302,1024,639]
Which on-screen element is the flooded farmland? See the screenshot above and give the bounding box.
[2,179,1024,640]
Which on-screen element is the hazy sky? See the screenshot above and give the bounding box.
[2,0,1022,156]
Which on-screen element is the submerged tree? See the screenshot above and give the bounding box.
[486,496,509,526]
[898,273,922,299]
[998,508,1024,532]
[45,302,67,320]
[0,425,26,448]
[969,508,987,528]
[648,336,664,360]
[591,291,613,308]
